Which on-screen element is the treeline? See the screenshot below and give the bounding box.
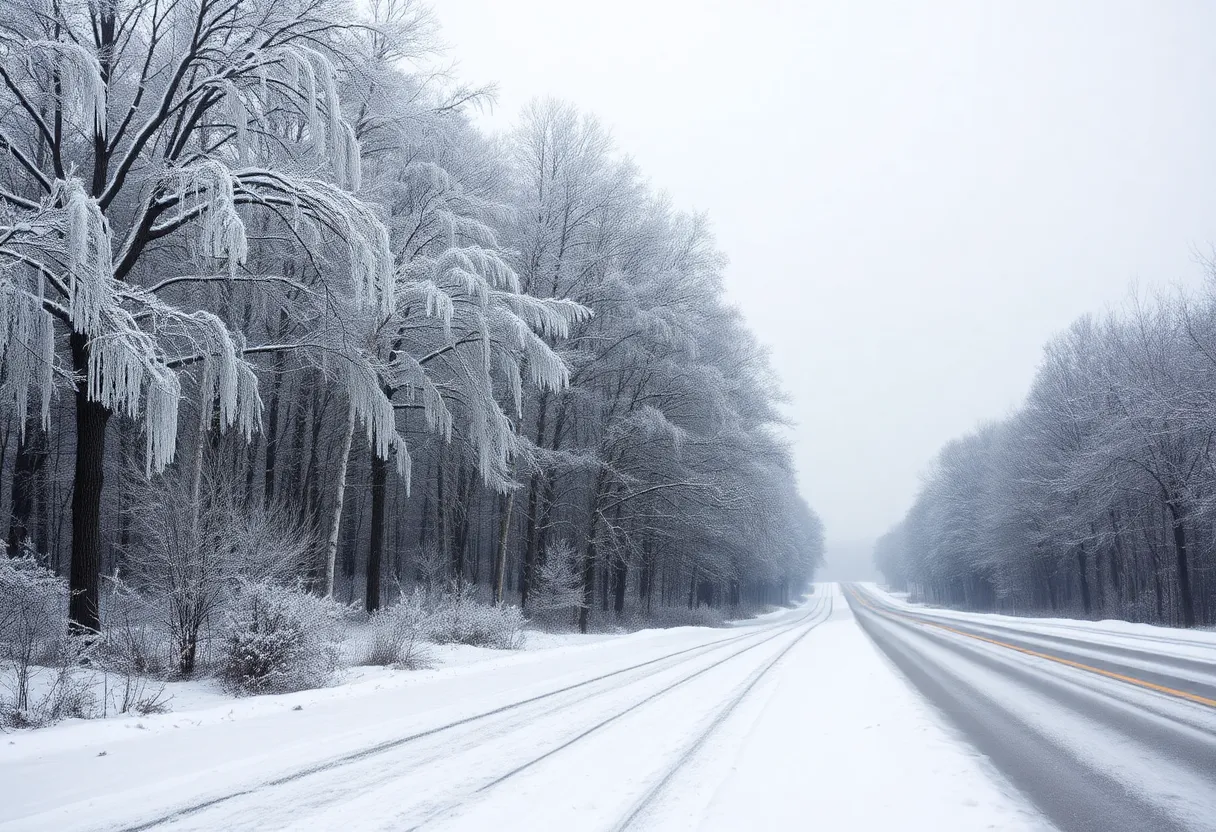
[875,288,1216,628]
[0,0,821,640]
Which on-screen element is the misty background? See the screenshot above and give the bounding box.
[434,0,1216,563]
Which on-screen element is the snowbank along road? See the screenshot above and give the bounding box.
[4,596,839,831]
[848,583,1216,832]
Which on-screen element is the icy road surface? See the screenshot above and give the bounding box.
[0,584,1045,832]
[851,583,1216,832]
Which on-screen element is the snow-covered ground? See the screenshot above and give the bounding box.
[0,584,1049,832]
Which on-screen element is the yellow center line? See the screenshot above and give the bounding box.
[844,586,1216,710]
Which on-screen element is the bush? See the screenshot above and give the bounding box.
[220,582,347,695]
[364,590,432,668]
[127,467,319,675]
[429,584,525,649]
[0,550,95,727]
[612,604,727,633]
[529,541,586,614]
[96,582,171,716]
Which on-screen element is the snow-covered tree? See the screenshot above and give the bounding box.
[0,0,402,631]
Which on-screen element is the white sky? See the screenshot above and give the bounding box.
[432,0,1216,544]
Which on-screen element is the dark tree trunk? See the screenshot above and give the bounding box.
[451,463,471,583]
[1076,546,1092,615]
[69,333,109,634]
[493,489,514,605]
[1168,503,1195,628]
[288,381,309,525]
[8,421,48,554]
[437,450,450,583]
[578,532,595,634]
[612,556,627,616]
[366,451,387,613]
[263,329,288,505]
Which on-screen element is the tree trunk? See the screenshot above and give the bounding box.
[1076,546,1092,615]
[519,395,549,608]
[451,463,471,583]
[493,489,515,605]
[323,403,356,599]
[578,531,596,634]
[612,556,627,616]
[8,421,47,555]
[1168,503,1195,628]
[69,333,109,634]
[263,324,288,505]
[436,449,450,584]
[366,450,387,613]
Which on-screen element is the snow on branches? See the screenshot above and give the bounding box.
[20,40,106,139]
[234,170,393,315]
[344,356,415,488]
[0,281,54,435]
[58,179,113,338]
[391,230,588,489]
[163,162,249,278]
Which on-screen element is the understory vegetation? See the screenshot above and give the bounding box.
[0,0,822,725]
[875,288,1216,628]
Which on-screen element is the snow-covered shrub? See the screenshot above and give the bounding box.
[410,545,448,594]
[363,590,432,668]
[220,582,347,695]
[128,466,319,674]
[429,584,525,649]
[529,541,587,614]
[636,605,725,630]
[0,550,95,727]
[97,581,171,716]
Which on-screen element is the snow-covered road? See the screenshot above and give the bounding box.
[850,583,1216,832]
[1,584,1050,831]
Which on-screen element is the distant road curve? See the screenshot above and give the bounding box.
[847,584,1216,832]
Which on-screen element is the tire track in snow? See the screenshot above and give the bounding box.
[115,595,830,832]
[611,591,836,831]
[401,593,835,832]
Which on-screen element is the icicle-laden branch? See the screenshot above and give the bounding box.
[0,281,55,436]
[236,170,392,315]
[396,280,455,338]
[162,161,249,278]
[433,345,518,491]
[490,291,591,340]
[342,357,412,489]
[387,352,454,441]
[22,40,107,138]
[390,227,589,488]
[224,81,251,167]
[487,307,573,393]
[190,311,262,441]
[85,325,182,475]
[429,246,521,298]
[56,179,114,337]
[263,46,363,192]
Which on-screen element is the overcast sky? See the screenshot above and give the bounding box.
[432,0,1216,544]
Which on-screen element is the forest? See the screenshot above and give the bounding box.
[0,0,822,721]
[875,288,1216,628]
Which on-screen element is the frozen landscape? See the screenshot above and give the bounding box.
[4,0,1216,829]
